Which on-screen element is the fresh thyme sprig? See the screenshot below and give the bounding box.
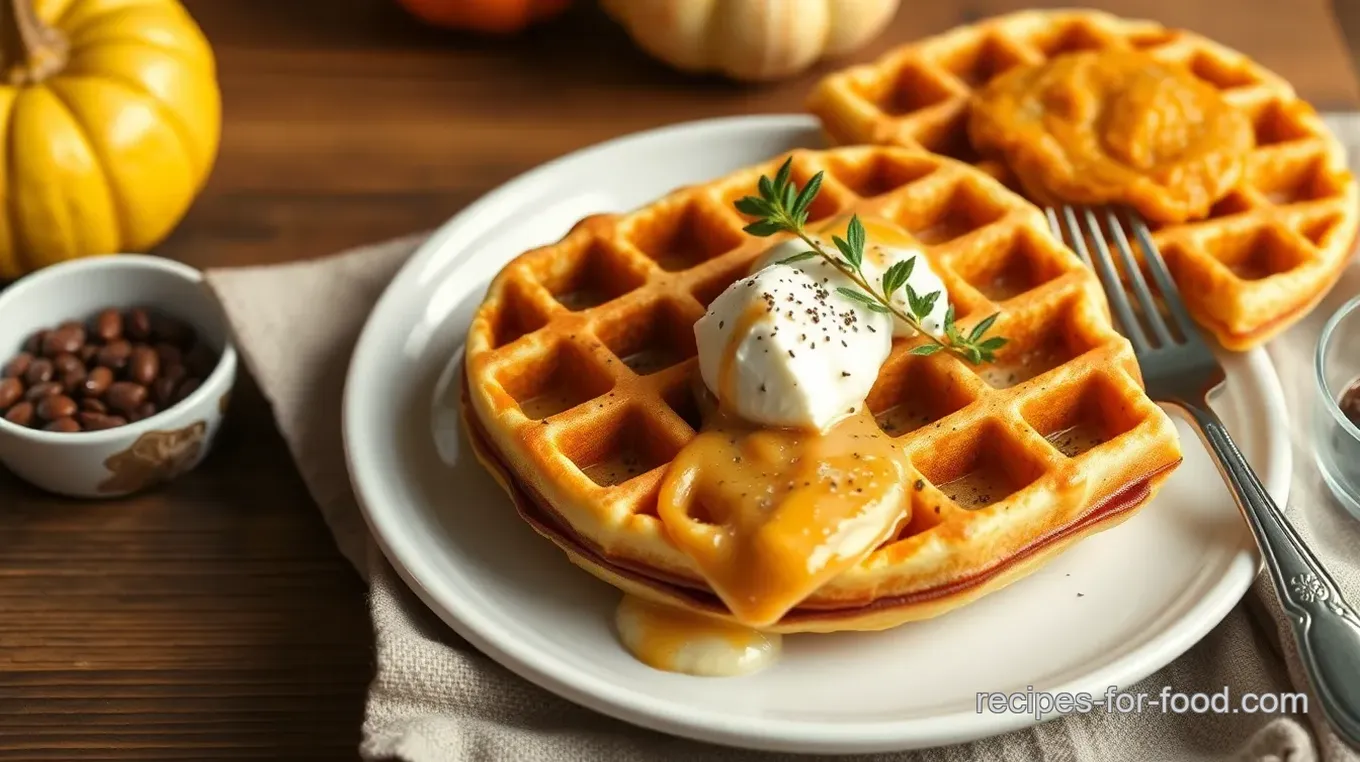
[733,157,1008,365]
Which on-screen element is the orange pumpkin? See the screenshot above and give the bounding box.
[396,0,572,34]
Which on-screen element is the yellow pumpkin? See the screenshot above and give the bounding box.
[0,0,220,280]
[601,0,901,82]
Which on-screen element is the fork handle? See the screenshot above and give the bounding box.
[1181,402,1360,747]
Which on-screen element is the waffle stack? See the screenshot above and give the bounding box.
[464,146,1183,632]
[808,9,1359,351]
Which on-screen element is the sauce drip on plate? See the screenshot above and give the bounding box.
[614,595,780,677]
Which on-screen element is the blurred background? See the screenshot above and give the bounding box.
[162,0,1360,269]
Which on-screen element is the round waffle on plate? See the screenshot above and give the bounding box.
[464,145,1183,633]
[807,9,1359,351]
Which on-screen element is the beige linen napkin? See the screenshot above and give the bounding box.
[203,114,1360,762]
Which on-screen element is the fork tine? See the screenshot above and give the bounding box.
[1045,206,1061,238]
[1059,206,1149,352]
[1048,206,1092,268]
[1124,210,1201,340]
[1096,208,1176,347]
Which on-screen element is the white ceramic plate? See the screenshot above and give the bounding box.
[343,115,1291,754]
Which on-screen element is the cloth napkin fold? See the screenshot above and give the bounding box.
[203,114,1360,762]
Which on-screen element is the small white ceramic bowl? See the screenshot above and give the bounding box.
[0,255,237,498]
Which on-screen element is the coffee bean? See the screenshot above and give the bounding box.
[162,363,187,386]
[152,377,177,406]
[106,382,147,414]
[130,401,157,422]
[41,324,85,357]
[154,343,183,369]
[52,352,83,375]
[3,352,31,378]
[61,367,87,395]
[126,308,152,341]
[173,377,202,404]
[25,381,62,401]
[5,401,34,426]
[43,417,80,433]
[78,411,126,430]
[23,330,46,355]
[24,358,53,385]
[82,366,113,398]
[79,344,99,364]
[0,377,22,410]
[128,344,159,385]
[94,308,123,342]
[96,340,131,371]
[36,394,76,422]
[80,397,107,414]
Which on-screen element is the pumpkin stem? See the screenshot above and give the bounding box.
[0,0,68,85]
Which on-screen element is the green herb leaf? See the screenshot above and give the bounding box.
[758,175,775,203]
[880,270,899,299]
[734,196,770,218]
[881,257,915,297]
[833,235,862,271]
[968,312,1000,343]
[791,172,824,222]
[965,346,983,365]
[744,220,786,237]
[909,344,943,356]
[864,302,891,314]
[847,216,866,263]
[978,336,1008,351]
[773,157,793,197]
[777,251,819,265]
[905,284,938,320]
[835,286,879,307]
[917,291,940,320]
[942,305,965,345]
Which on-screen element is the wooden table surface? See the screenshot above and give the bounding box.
[2,0,1357,758]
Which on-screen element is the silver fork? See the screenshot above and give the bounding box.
[1049,205,1360,748]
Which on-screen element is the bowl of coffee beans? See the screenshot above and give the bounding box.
[0,255,237,498]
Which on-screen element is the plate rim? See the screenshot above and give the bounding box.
[343,114,1292,753]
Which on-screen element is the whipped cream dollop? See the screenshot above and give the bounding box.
[694,231,950,431]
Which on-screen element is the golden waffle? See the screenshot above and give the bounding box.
[807,9,1359,351]
[464,146,1183,633]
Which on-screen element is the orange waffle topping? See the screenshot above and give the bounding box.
[969,49,1254,223]
[658,408,910,628]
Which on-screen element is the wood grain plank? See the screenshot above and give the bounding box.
[0,372,371,758]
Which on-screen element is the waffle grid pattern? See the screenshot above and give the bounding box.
[807,9,1359,350]
[466,147,1183,628]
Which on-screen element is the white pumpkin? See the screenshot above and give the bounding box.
[601,0,901,82]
